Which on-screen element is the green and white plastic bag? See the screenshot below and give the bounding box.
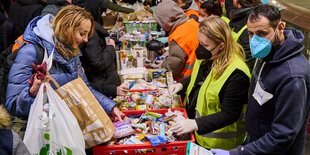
[23,49,85,155]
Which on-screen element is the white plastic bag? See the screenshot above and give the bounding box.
[23,82,86,155]
[24,83,85,155]
[23,48,85,154]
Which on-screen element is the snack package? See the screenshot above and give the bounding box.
[144,94,155,105]
[158,94,171,108]
[146,135,167,146]
[113,120,135,139]
[131,93,143,104]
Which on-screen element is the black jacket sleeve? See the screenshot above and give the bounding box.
[195,69,249,134]
[100,0,134,14]
[83,23,116,72]
[179,75,191,95]
[90,82,117,98]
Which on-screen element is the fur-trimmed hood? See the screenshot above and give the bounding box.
[0,105,11,129]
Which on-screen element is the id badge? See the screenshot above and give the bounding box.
[252,82,273,106]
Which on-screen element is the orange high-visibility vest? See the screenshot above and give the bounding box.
[168,18,199,81]
[185,10,200,19]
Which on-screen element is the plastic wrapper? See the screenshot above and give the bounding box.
[158,94,171,108]
[113,120,135,139]
[165,109,185,122]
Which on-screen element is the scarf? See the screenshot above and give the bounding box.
[54,37,79,59]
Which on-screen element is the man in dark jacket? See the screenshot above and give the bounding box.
[72,0,103,24]
[80,22,128,98]
[211,5,310,155]
[229,0,259,71]
[41,0,71,16]
[8,0,45,38]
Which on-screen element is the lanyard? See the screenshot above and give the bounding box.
[253,59,266,83]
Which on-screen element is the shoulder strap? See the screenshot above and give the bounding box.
[6,43,44,67]
[9,44,45,116]
[33,44,44,65]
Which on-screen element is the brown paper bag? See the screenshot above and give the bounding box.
[52,77,115,148]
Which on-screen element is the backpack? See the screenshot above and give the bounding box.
[0,40,44,107]
[12,35,28,53]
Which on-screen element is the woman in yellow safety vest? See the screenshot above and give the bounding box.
[170,15,250,150]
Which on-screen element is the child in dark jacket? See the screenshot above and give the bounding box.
[0,105,30,155]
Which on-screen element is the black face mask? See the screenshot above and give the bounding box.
[195,43,217,60]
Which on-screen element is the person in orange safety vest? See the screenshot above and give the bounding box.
[154,0,199,82]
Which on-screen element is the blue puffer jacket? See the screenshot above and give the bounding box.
[230,29,310,155]
[6,15,116,118]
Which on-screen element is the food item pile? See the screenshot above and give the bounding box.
[114,90,181,110]
[108,109,189,148]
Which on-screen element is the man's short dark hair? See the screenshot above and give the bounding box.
[248,5,281,29]
[200,0,222,17]
[237,0,260,8]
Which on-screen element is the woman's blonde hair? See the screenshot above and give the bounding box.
[199,15,245,79]
[52,5,94,47]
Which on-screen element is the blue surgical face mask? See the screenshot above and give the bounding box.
[249,29,277,58]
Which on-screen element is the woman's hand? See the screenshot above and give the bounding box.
[111,107,125,122]
[29,74,51,97]
[170,119,198,135]
[168,83,183,96]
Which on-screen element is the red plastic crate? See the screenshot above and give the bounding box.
[129,89,151,92]
[93,108,195,155]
